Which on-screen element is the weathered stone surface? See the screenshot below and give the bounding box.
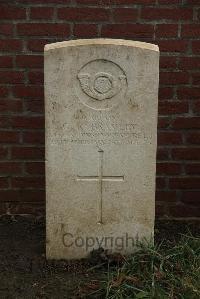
[45,39,159,259]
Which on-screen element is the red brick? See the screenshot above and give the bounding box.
[158,117,171,129]
[192,73,200,85]
[126,0,156,2]
[77,0,156,3]
[0,0,199,218]
[27,39,51,52]
[177,88,200,100]
[0,147,8,159]
[192,41,200,54]
[172,148,200,160]
[113,8,138,22]
[25,100,44,113]
[193,102,200,114]
[16,55,43,68]
[0,56,13,68]
[18,0,70,3]
[155,202,166,217]
[185,164,200,175]
[181,191,200,206]
[159,101,189,115]
[0,131,19,143]
[102,24,154,38]
[186,0,200,3]
[0,116,10,128]
[170,204,200,217]
[28,71,44,85]
[0,203,42,216]
[30,7,54,19]
[11,177,45,189]
[158,132,183,145]
[142,8,193,20]
[0,100,22,113]
[0,24,13,35]
[25,162,44,175]
[160,72,189,85]
[157,40,188,53]
[169,177,200,189]
[0,162,22,174]
[6,202,45,215]
[112,0,155,3]
[23,131,44,144]
[159,87,174,100]
[157,162,181,175]
[76,0,106,3]
[0,190,45,202]
[156,191,177,202]
[179,57,200,70]
[156,24,178,38]
[158,0,180,3]
[0,71,24,84]
[11,116,44,129]
[156,177,166,189]
[58,8,110,21]
[25,203,45,215]
[157,148,169,160]
[0,87,8,97]
[186,132,200,144]
[173,117,200,129]
[160,56,177,70]
[13,86,44,98]
[182,25,200,38]
[17,23,70,37]
[73,24,98,38]
[0,177,8,189]
[0,6,26,19]
[11,147,44,160]
[0,39,22,51]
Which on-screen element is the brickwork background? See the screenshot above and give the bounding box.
[0,0,200,218]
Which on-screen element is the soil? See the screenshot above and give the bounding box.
[0,216,199,299]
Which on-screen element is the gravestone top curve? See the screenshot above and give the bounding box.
[44,38,159,52]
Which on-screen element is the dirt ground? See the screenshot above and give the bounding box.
[0,216,199,299]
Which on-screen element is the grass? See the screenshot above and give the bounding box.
[82,232,200,299]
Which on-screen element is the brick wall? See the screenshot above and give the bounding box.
[0,0,199,219]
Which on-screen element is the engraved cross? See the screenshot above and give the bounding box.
[77,150,124,224]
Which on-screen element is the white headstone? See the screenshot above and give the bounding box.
[45,39,159,259]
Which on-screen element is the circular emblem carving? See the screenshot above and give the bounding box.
[94,73,112,95]
[76,59,127,110]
